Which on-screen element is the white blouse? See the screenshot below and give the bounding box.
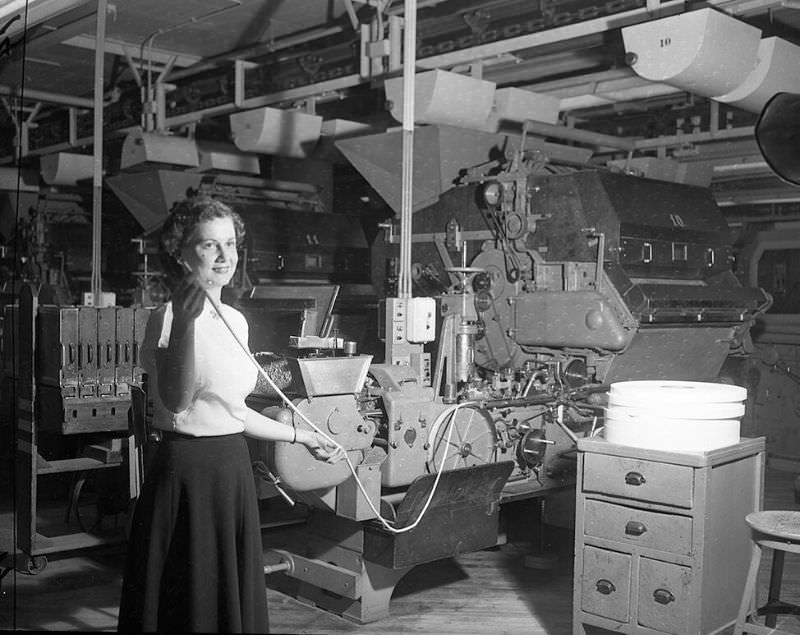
[141,298,258,436]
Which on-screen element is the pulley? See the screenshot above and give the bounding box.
[516,429,548,469]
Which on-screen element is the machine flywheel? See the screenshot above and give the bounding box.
[426,405,497,473]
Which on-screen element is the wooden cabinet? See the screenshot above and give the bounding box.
[573,436,765,635]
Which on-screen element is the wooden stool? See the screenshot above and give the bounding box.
[734,511,800,635]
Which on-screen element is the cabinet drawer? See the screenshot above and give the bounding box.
[583,453,695,508]
[637,557,693,634]
[580,545,631,623]
[583,499,693,556]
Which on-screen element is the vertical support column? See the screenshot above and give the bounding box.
[15,285,37,557]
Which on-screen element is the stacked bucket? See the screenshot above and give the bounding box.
[604,380,747,452]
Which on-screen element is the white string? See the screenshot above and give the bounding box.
[203,289,460,534]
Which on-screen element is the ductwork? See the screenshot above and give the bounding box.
[622,7,800,115]
[383,69,560,133]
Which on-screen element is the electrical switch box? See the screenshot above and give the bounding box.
[406,297,436,343]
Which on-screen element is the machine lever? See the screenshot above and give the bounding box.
[253,461,295,506]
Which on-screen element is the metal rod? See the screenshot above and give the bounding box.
[166,25,344,83]
[0,85,94,109]
[398,0,417,299]
[633,125,755,150]
[523,119,636,152]
[263,562,291,575]
[91,0,107,304]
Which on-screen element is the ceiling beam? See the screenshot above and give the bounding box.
[62,34,201,68]
[415,0,685,71]
[0,0,93,38]
[14,4,96,51]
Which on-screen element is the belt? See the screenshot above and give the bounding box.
[151,430,240,442]
[158,430,192,441]
[148,429,193,442]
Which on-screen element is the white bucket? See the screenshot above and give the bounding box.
[609,380,746,404]
[604,380,747,452]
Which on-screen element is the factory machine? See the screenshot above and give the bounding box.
[243,140,772,623]
[0,129,771,605]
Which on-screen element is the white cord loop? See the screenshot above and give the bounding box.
[203,288,459,534]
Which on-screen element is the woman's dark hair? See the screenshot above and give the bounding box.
[161,195,245,258]
[159,195,245,284]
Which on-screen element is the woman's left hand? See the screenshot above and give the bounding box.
[299,430,346,464]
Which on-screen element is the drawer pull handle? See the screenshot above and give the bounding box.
[625,520,647,536]
[653,588,675,605]
[624,471,646,486]
[596,579,616,595]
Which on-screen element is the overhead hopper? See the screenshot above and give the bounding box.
[384,69,496,130]
[314,119,375,162]
[335,125,592,215]
[195,141,260,175]
[120,129,200,171]
[229,107,322,158]
[106,170,204,234]
[40,152,95,186]
[622,8,761,99]
[482,88,560,133]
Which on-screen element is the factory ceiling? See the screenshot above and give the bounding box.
[2,0,800,223]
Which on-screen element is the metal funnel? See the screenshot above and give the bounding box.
[335,125,515,215]
[106,170,203,233]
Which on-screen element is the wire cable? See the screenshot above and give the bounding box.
[201,287,460,534]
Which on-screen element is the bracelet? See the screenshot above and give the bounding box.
[290,426,297,444]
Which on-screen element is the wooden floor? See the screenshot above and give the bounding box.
[1,467,800,634]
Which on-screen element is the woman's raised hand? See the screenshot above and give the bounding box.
[171,269,206,326]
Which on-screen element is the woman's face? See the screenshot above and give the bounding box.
[180,216,239,288]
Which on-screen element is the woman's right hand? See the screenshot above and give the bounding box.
[170,273,206,327]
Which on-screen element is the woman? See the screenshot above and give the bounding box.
[118,196,342,633]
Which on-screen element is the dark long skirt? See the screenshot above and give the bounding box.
[118,433,268,633]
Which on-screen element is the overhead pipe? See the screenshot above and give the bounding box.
[166,25,345,83]
[522,119,636,152]
[0,85,93,109]
[633,126,755,151]
[139,1,242,131]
